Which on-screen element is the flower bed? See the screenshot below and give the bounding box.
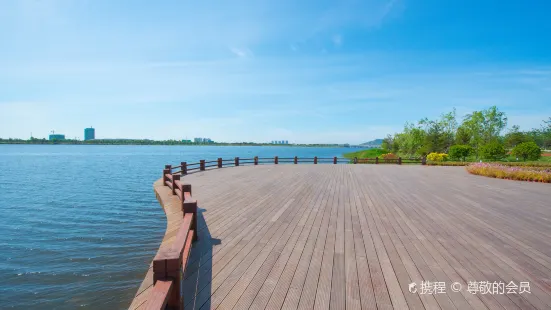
[466,163,551,183]
[427,161,551,167]
[426,161,469,166]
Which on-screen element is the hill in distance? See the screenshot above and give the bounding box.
[360,138,383,147]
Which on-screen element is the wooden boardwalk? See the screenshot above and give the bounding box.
[134,164,551,310]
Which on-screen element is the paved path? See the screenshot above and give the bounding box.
[136,164,551,309]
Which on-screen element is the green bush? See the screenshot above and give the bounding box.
[448,145,473,161]
[511,142,541,161]
[480,142,506,161]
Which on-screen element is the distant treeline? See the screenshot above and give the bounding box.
[0,138,345,147]
[382,106,551,159]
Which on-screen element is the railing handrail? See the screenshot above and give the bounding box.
[148,168,199,310]
[167,155,426,174]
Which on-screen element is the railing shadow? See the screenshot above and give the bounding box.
[182,207,220,310]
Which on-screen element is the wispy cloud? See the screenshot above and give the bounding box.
[230,47,254,58]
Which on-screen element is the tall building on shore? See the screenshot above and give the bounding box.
[84,127,95,141]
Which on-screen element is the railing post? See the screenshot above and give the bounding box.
[275,156,278,164]
[333,157,337,164]
[294,156,298,164]
[375,157,379,164]
[398,157,402,165]
[217,158,222,168]
[314,156,318,164]
[354,157,358,164]
[235,157,239,166]
[152,257,182,310]
[182,162,187,175]
[183,199,198,242]
[254,156,258,165]
[200,160,205,171]
[422,156,426,165]
[172,174,180,195]
[163,168,170,185]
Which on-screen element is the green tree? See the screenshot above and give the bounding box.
[504,125,532,148]
[481,106,508,143]
[381,134,393,152]
[393,122,425,156]
[511,142,541,161]
[462,106,507,158]
[455,125,471,145]
[448,145,473,161]
[480,141,507,161]
[461,111,484,157]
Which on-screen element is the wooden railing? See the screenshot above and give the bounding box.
[168,155,425,176]
[144,154,426,309]
[144,169,198,310]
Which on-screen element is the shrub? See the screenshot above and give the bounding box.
[511,142,541,161]
[448,145,473,161]
[427,152,448,162]
[480,142,506,161]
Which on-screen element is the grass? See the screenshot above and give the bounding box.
[466,163,551,183]
[343,148,386,159]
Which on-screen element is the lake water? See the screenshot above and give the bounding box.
[0,145,352,309]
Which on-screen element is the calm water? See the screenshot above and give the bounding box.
[0,145,352,309]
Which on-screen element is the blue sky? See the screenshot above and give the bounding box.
[1,0,550,143]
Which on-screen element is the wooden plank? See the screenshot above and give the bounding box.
[342,166,361,310]
[233,167,334,310]
[222,167,333,310]
[312,165,341,309]
[202,169,327,309]
[296,167,340,310]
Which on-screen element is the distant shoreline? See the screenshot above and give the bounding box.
[0,140,363,148]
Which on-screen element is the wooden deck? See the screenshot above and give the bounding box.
[133,164,551,310]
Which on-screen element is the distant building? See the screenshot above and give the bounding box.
[182,139,192,143]
[194,137,213,143]
[271,140,289,144]
[49,134,66,141]
[84,127,95,141]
